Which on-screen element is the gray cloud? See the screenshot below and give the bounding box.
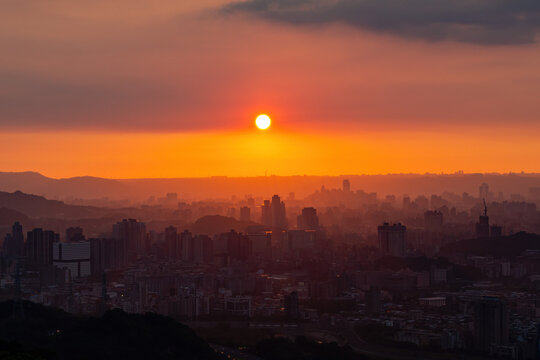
[0,71,184,131]
[222,0,540,45]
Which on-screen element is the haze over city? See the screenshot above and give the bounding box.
[1,1,540,360]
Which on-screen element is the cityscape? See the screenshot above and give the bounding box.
[2,0,540,359]
[1,174,540,359]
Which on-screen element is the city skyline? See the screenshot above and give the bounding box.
[2,2,540,359]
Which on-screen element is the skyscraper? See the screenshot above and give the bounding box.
[53,241,91,278]
[297,207,319,230]
[90,238,122,273]
[342,179,351,192]
[261,200,272,226]
[181,230,194,262]
[240,206,251,222]
[193,235,213,263]
[378,223,407,257]
[284,291,299,319]
[271,195,287,229]
[424,210,443,232]
[26,228,58,266]
[165,226,179,259]
[474,297,509,353]
[476,201,490,238]
[2,221,24,258]
[112,219,146,263]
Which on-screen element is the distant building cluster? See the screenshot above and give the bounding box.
[1,179,540,359]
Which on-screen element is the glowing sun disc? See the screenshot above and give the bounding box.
[255,114,271,130]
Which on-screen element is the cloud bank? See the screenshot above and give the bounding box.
[223,0,540,45]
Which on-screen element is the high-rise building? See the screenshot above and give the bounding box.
[378,223,407,257]
[53,241,91,278]
[285,230,316,253]
[365,286,382,315]
[261,196,287,229]
[26,228,58,266]
[193,235,213,263]
[2,222,25,258]
[476,202,490,238]
[248,232,272,259]
[474,297,509,353]
[342,179,351,192]
[297,207,319,230]
[225,230,252,261]
[164,226,179,259]
[424,211,443,232]
[402,196,411,210]
[284,291,299,319]
[261,200,272,226]
[240,206,251,222]
[90,238,122,273]
[112,219,146,263]
[271,195,287,229]
[180,230,194,262]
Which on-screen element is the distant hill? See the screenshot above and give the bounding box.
[0,171,129,200]
[189,215,261,235]
[0,190,103,219]
[0,207,30,226]
[0,300,220,360]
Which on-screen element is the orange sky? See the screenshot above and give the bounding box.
[2,126,540,178]
[1,1,540,178]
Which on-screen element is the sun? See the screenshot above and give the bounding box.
[255,114,271,130]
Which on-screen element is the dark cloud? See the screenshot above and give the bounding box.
[222,0,540,45]
[0,71,183,130]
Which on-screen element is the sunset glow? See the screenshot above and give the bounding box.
[0,0,539,178]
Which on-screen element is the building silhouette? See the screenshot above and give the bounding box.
[365,286,382,315]
[284,291,299,320]
[424,211,443,232]
[90,238,122,273]
[261,200,272,226]
[112,219,146,263]
[26,228,58,266]
[261,195,287,229]
[240,206,251,222]
[271,195,287,229]
[474,297,509,353]
[378,223,406,257]
[193,235,213,264]
[180,230,194,262]
[476,201,490,238]
[2,221,25,258]
[297,207,319,230]
[342,179,351,192]
[53,241,91,277]
[165,226,179,259]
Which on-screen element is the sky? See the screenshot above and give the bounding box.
[1,0,540,178]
